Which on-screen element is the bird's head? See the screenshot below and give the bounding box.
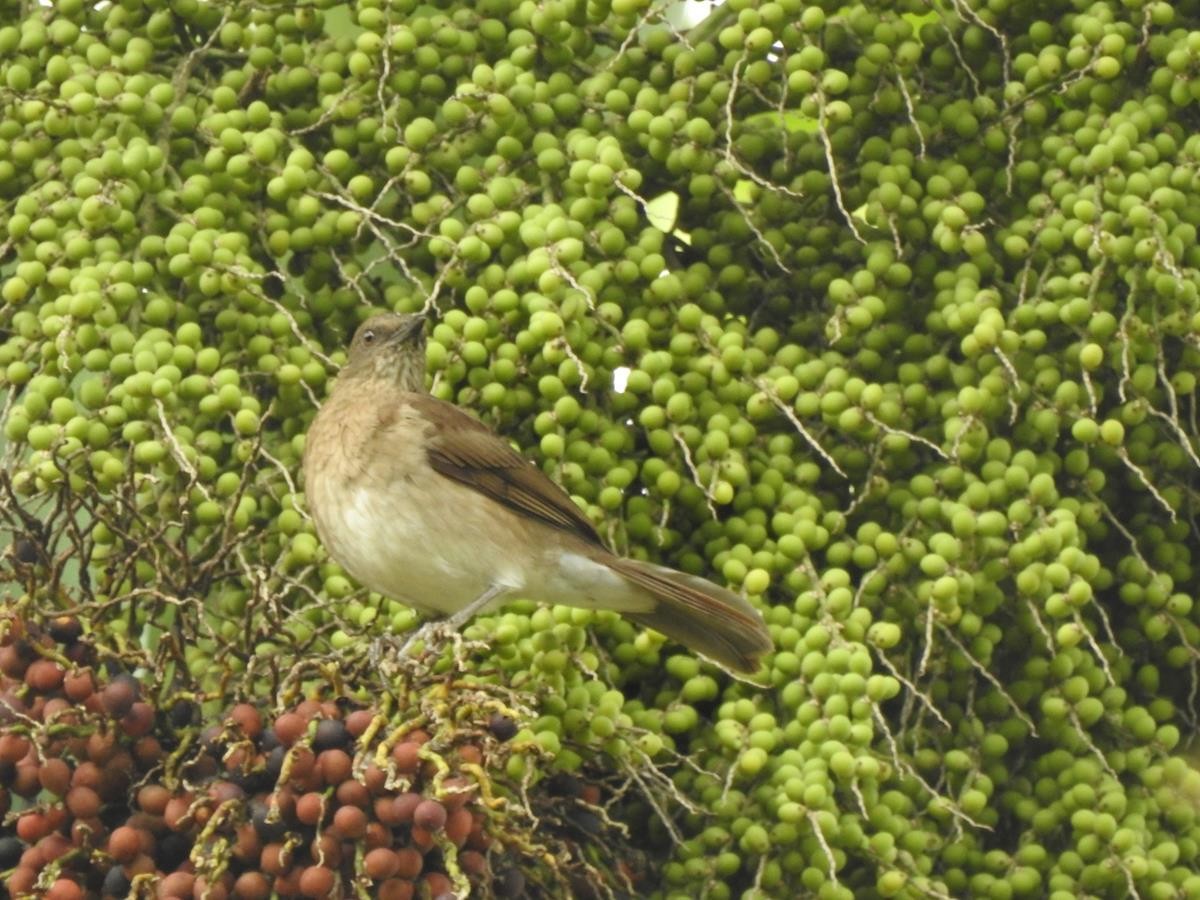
[342,312,428,391]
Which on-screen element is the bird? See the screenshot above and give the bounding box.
[302,312,773,673]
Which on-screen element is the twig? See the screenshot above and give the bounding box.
[946,0,1011,83]
[155,400,212,502]
[864,413,947,459]
[1068,708,1118,778]
[938,625,1039,737]
[754,379,847,479]
[918,602,936,678]
[870,705,992,831]
[671,429,718,520]
[623,763,683,845]
[1116,447,1176,521]
[1073,612,1116,689]
[873,647,952,730]
[718,60,804,203]
[814,88,866,244]
[895,72,926,159]
[807,812,841,888]
[556,338,590,393]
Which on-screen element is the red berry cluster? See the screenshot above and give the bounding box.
[0,617,158,899]
[0,616,524,899]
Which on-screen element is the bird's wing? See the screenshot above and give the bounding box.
[405,393,603,546]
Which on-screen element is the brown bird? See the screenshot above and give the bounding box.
[302,313,773,673]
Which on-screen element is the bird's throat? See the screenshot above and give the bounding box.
[343,348,427,393]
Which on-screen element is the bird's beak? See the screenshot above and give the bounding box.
[409,315,428,343]
[389,315,427,345]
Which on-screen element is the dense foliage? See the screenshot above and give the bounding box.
[2,0,1200,897]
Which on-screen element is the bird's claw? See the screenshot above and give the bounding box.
[370,613,489,692]
[369,633,408,692]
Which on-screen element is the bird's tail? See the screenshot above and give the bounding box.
[605,557,773,674]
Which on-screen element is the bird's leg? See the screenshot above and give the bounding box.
[444,582,509,631]
[394,583,509,660]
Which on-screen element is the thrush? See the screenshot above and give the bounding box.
[302,312,773,673]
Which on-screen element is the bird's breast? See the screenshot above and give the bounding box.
[303,399,528,614]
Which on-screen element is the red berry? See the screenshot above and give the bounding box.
[298,865,334,898]
[26,659,65,693]
[377,878,414,900]
[390,792,421,824]
[228,703,263,738]
[364,847,400,880]
[272,711,306,746]
[62,669,95,702]
[391,741,420,774]
[331,804,367,838]
[38,758,72,797]
[295,791,324,826]
[45,876,83,900]
[317,748,352,785]
[157,871,194,898]
[107,825,142,863]
[99,674,138,717]
[393,847,423,879]
[232,872,271,900]
[412,799,447,831]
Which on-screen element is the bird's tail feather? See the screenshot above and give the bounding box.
[605,557,773,674]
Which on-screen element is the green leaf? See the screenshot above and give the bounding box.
[646,191,680,232]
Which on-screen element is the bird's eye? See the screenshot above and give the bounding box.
[361,330,375,344]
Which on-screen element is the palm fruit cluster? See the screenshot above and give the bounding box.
[3,0,1200,897]
[0,612,642,898]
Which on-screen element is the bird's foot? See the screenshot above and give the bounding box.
[379,618,466,665]
[370,627,445,693]
[369,632,409,692]
[395,619,444,659]
[371,586,509,687]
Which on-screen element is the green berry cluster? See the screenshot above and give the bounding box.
[2,0,1200,897]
